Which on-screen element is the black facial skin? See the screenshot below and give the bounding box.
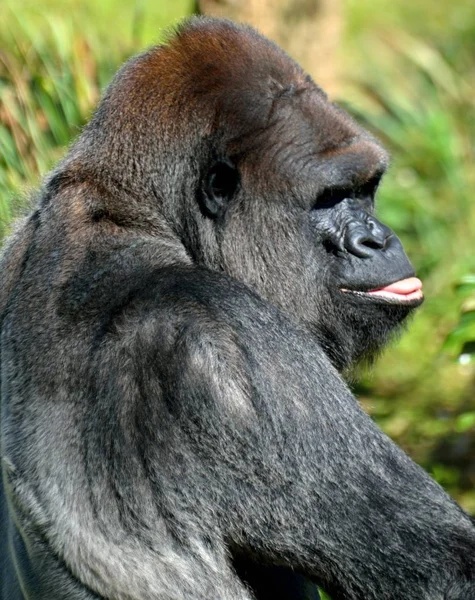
[1,16,475,600]
[204,150,421,370]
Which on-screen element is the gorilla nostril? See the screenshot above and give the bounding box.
[346,229,386,258]
[360,235,385,250]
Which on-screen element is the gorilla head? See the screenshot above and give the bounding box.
[64,17,422,371]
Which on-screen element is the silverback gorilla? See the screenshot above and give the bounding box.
[1,17,475,600]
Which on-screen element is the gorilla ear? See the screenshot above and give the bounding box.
[200,159,240,219]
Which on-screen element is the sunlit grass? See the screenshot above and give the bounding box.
[0,3,195,236]
[0,15,123,235]
[340,32,475,511]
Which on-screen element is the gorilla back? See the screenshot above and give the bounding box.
[1,17,475,600]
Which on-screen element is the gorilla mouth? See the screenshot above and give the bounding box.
[341,277,424,305]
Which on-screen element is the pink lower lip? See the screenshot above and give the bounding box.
[341,277,424,302]
[365,289,424,301]
[366,277,423,300]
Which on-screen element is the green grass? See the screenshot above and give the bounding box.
[0,0,196,48]
[339,21,475,512]
[0,1,194,236]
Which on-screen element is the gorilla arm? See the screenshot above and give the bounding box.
[147,270,475,600]
[45,263,475,600]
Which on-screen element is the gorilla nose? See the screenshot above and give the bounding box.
[345,218,392,258]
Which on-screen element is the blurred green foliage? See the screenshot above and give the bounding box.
[341,1,475,513]
[0,0,474,520]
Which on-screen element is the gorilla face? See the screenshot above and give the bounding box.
[197,81,423,369]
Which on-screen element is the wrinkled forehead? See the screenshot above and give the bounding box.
[222,85,389,190]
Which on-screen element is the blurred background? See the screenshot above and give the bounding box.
[0,0,474,521]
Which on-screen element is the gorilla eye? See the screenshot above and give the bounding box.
[359,173,383,199]
[314,187,352,210]
[200,159,240,219]
[313,174,383,211]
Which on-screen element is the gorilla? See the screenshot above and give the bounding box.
[1,16,474,600]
